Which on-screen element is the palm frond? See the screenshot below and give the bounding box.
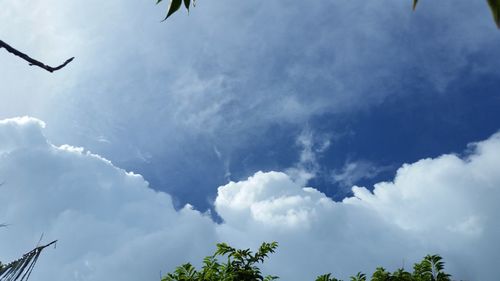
[0,240,56,281]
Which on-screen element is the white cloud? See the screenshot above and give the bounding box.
[1,118,500,281]
[331,160,393,194]
[3,1,500,279]
[285,130,331,185]
[216,133,500,280]
[0,117,217,281]
[2,0,500,203]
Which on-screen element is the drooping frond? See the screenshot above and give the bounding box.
[0,240,57,281]
[488,0,500,28]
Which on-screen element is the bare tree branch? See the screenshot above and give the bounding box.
[0,40,74,73]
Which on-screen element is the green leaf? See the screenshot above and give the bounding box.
[488,0,500,28]
[349,272,366,281]
[184,0,191,11]
[413,0,418,10]
[315,274,341,281]
[163,0,182,21]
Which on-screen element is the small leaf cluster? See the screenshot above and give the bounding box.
[487,0,500,27]
[156,0,195,21]
[162,242,279,281]
[317,254,452,281]
[414,0,500,28]
[157,0,500,29]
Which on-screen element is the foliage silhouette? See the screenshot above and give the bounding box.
[164,242,454,281]
[160,0,500,29]
[162,242,279,281]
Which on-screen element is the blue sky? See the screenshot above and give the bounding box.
[1,0,500,280]
[115,3,500,209]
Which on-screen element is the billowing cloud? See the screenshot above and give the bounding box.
[2,0,500,208]
[215,133,500,280]
[1,117,499,281]
[0,117,217,281]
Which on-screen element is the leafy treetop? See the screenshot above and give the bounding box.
[162,242,279,281]
[163,241,454,281]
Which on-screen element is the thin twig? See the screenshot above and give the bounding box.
[0,40,74,73]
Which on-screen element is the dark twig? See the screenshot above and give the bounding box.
[0,40,74,73]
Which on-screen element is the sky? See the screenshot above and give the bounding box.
[1,0,500,280]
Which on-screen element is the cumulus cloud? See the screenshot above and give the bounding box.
[216,133,500,280]
[1,117,500,281]
[0,117,217,281]
[3,0,500,208]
